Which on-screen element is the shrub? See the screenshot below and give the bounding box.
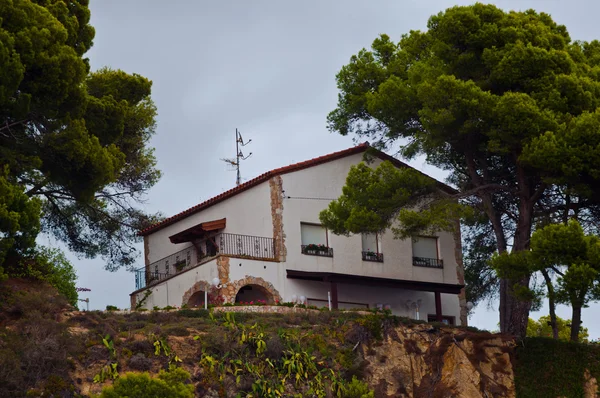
[6,247,79,307]
[177,309,209,318]
[342,376,374,398]
[97,367,194,398]
[164,325,190,337]
[265,334,286,361]
[125,340,154,355]
[0,312,82,397]
[106,305,118,311]
[127,353,153,371]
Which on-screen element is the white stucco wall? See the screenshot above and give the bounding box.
[280,153,460,285]
[132,255,461,324]
[145,181,273,265]
[284,278,462,325]
[132,259,220,309]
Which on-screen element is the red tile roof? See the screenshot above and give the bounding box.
[139,143,455,236]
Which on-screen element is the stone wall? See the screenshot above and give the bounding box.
[181,280,212,307]
[213,305,330,314]
[269,175,287,262]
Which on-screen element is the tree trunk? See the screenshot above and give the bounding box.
[541,269,559,340]
[571,304,582,342]
[504,181,535,339]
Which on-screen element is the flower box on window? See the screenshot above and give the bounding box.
[362,251,384,262]
[301,244,333,257]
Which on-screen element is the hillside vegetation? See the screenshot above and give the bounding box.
[1,280,599,397]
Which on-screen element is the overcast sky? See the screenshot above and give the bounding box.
[53,0,600,337]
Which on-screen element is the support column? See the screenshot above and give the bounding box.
[330,281,338,310]
[435,291,443,322]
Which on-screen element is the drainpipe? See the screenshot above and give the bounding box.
[204,290,208,310]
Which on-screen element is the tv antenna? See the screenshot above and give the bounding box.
[221,128,252,186]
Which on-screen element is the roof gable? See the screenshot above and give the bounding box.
[139,143,454,236]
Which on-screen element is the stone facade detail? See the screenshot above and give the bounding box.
[220,275,282,304]
[144,236,150,267]
[181,280,211,306]
[269,175,286,262]
[217,256,230,284]
[453,220,468,326]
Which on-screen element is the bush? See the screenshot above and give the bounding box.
[128,353,153,371]
[106,305,118,311]
[342,376,374,398]
[177,309,209,318]
[0,312,82,397]
[7,247,79,307]
[97,367,194,398]
[125,340,154,355]
[163,325,190,337]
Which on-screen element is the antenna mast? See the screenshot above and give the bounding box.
[221,128,252,186]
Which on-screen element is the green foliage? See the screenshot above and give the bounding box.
[0,0,162,272]
[0,166,41,267]
[319,161,462,238]
[531,220,600,340]
[527,316,589,342]
[106,305,118,311]
[515,337,600,398]
[342,376,375,398]
[101,334,116,359]
[93,362,119,383]
[325,2,600,337]
[96,367,194,398]
[7,246,79,306]
[461,214,498,308]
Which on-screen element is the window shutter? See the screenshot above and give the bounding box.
[412,237,438,259]
[361,233,379,252]
[301,224,327,245]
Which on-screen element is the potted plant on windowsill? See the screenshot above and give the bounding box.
[304,243,329,255]
[363,250,382,262]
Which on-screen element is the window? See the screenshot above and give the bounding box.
[412,236,443,268]
[362,233,383,262]
[300,223,333,257]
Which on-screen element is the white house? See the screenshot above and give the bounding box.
[131,143,467,325]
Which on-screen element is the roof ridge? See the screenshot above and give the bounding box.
[139,143,370,236]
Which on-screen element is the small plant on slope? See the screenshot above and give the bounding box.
[96,367,193,398]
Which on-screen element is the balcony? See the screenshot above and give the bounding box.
[362,251,384,262]
[135,268,169,290]
[135,233,275,290]
[216,233,275,260]
[413,256,443,269]
[301,244,333,257]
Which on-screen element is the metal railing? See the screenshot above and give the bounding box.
[412,256,444,268]
[136,233,275,290]
[134,267,170,290]
[301,245,334,257]
[362,251,384,262]
[149,247,195,276]
[216,233,275,260]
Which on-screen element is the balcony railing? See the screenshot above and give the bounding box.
[134,268,169,290]
[362,251,384,262]
[216,233,275,260]
[136,233,275,290]
[301,245,334,257]
[413,256,443,269]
